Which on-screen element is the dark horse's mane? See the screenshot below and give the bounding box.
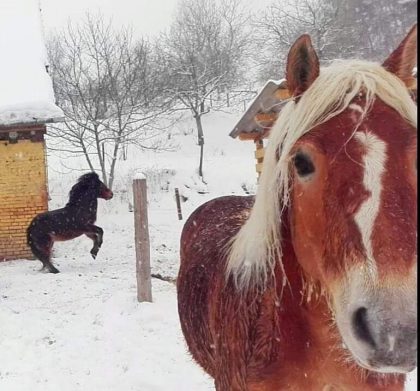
[67,172,100,206]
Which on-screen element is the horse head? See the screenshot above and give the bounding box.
[69,172,114,203]
[228,25,417,375]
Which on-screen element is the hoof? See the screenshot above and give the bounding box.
[41,265,60,274]
[90,250,98,259]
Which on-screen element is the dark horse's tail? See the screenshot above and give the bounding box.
[27,223,38,256]
[26,220,42,260]
[26,219,60,273]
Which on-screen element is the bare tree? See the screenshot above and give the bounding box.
[340,0,418,60]
[255,0,356,80]
[47,14,171,189]
[161,0,249,179]
[255,0,417,81]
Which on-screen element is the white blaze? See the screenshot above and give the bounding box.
[354,132,387,275]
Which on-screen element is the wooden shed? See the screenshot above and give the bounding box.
[229,79,290,177]
[0,0,63,260]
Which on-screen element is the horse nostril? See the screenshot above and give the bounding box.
[352,307,376,348]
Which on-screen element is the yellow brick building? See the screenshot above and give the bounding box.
[0,124,49,260]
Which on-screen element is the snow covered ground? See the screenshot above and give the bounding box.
[0,110,417,390]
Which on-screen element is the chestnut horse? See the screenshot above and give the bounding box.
[27,172,113,273]
[178,26,417,390]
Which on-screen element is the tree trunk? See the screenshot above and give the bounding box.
[194,115,205,178]
[108,139,120,191]
[93,124,108,186]
[122,142,128,160]
[199,142,204,178]
[81,140,95,172]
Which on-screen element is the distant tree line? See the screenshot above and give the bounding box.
[46,0,417,187]
[256,0,417,80]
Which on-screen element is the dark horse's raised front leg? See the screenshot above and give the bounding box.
[85,224,104,259]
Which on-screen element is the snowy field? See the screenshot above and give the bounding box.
[0,111,417,390]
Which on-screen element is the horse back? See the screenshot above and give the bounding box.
[177,195,254,377]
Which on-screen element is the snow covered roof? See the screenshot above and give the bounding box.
[229,79,289,139]
[0,0,64,127]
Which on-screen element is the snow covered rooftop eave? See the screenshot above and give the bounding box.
[0,116,65,129]
[229,79,288,139]
[0,101,65,128]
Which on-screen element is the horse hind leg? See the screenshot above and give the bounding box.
[41,257,60,274]
[27,234,60,274]
[33,246,60,274]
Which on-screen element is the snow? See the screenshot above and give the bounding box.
[0,263,212,390]
[133,172,147,180]
[0,109,417,389]
[0,109,253,391]
[0,101,64,126]
[243,78,286,114]
[0,0,63,125]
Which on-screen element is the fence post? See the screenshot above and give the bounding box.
[174,188,183,220]
[133,176,152,302]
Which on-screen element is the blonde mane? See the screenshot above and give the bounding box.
[226,60,417,291]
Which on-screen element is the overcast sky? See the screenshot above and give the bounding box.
[39,0,273,38]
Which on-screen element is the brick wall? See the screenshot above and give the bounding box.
[0,133,48,260]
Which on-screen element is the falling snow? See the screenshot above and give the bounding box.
[0,109,417,390]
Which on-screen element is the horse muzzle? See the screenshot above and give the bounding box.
[349,304,417,373]
[103,190,114,200]
[335,285,417,374]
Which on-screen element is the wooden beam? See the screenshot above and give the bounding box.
[254,138,265,178]
[238,129,271,141]
[254,112,278,125]
[255,162,264,173]
[254,147,265,159]
[274,88,291,100]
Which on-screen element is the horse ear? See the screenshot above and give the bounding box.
[286,34,320,98]
[383,24,417,89]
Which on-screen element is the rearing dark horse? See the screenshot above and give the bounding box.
[27,172,113,273]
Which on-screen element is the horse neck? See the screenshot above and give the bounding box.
[66,194,98,214]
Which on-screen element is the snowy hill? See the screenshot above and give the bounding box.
[0,109,417,390]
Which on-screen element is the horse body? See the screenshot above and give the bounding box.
[178,27,417,391]
[27,172,113,273]
[179,180,406,391]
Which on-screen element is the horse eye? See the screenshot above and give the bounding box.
[293,152,315,177]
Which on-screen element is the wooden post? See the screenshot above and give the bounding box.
[133,177,152,302]
[254,138,264,180]
[174,188,183,220]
